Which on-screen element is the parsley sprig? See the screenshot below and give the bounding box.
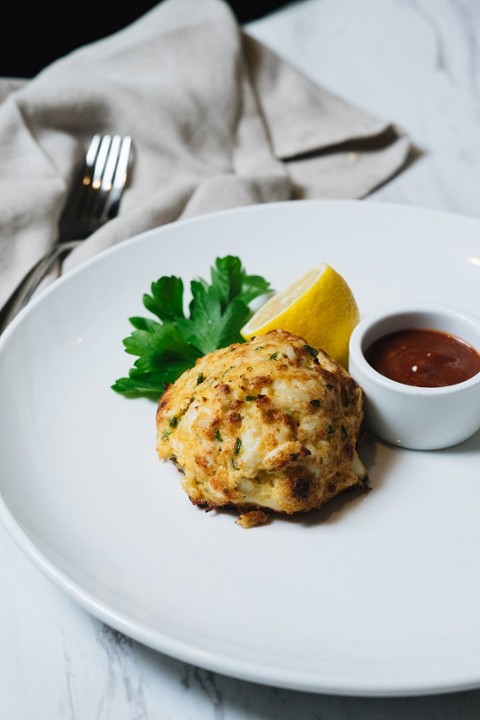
[112,255,271,398]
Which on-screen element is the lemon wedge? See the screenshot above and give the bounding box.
[240,264,359,368]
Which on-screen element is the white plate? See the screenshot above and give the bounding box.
[1,200,480,698]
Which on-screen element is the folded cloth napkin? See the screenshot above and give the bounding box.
[0,0,412,311]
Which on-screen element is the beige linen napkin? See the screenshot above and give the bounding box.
[0,0,411,311]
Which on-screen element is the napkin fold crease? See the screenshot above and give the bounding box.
[0,0,412,311]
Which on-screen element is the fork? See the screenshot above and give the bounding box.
[0,133,133,333]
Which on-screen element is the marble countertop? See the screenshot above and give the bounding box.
[3,0,480,717]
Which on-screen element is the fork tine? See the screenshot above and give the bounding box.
[83,134,102,186]
[104,135,133,221]
[112,136,132,191]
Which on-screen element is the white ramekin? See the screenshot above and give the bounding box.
[348,303,480,450]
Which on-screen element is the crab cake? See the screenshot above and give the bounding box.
[156,329,367,524]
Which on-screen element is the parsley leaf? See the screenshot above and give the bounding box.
[112,255,271,398]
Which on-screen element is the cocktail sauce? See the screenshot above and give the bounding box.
[365,328,480,387]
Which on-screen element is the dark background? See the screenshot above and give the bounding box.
[2,1,294,78]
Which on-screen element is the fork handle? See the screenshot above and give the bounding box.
[0,240,80,333]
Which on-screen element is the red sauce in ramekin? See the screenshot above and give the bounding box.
[365,328,480,387]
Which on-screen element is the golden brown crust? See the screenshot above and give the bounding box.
[156,329,368,521]
[236,509,270,528]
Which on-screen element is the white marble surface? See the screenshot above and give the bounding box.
[3,0,480,717]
